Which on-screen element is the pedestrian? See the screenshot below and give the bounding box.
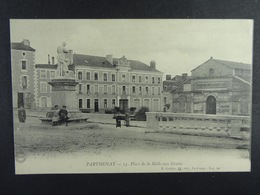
[125,109,130,127]
[52,105,60,126]
[18,105,26,123]
[59,105,69,126]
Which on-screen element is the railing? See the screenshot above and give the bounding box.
[146,112,251,138]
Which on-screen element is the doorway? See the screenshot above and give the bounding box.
[206,96,216,114]
[18,92,24,108]
[94,99,99,112]
[119,99,128,114]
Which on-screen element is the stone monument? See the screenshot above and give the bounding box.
[48,42,83,119]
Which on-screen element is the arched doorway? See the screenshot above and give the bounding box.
[206,96,216,114]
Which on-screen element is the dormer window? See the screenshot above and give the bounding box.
[209,68,214,77]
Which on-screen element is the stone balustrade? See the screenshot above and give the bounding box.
[146,112,251,138]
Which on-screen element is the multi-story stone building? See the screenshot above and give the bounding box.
[36,54,163,113]
[166,57,252,116]
[75,54,163,112]
[11,39,36,108]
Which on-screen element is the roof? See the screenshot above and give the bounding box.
[35,64,58,69]
[192,58,252,72]
[214,59,251,70]
[11,43,36,52]
[73,54,162,73]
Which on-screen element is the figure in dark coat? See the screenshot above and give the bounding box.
[18,105,26,123]
[59,105,69,126]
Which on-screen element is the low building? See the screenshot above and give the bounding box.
[162,73,190,112]
[167,57,252,116]
[11,39,36,108]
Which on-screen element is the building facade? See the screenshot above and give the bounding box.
[35,64,57,108]
[11,39,36,108]
[36,54,163,112]
[166,57,252,116]
[75,55,163,113]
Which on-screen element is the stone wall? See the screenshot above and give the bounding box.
[146,112,250,138]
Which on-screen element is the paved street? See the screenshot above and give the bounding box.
[13,111,250,174]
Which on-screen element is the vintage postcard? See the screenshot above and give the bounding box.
[10,19,253,174]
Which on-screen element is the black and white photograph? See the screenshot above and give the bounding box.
[10,19,253,174]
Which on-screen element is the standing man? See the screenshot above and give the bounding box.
[18,105,26,123]
[59,105,69,126]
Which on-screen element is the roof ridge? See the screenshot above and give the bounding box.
[214,58,251,65]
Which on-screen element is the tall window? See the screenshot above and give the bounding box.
[40,70,46,79]
[78,84,83,94]
[104,85,107,94]
[164,97,167,104]
[103,73,108,81]
[139,86,142,95]
[86,72,91,80]
[158,77,161,84]
[112,99,116,108]
[132,86,136,94]
[122,74,126,82]
[21,60,27,70]
[112,74,116,82]
[104,99,108,108]
[122,86,126,94]
[41,97,47,107]
[139,76,142,82]
[86,99,91,108]
[78,72,83,80]
[95,85,98,94]
[112,85,116,94]
[22,76,28,88]
[152,77,155,84]
[86,84,90,94]
[158,87,161,95]
[145,76,148,83]
[79,99,83,108]
[94,73,99,81]
[145,87,149,94]
[132,75,135,82]
[152,87,155,95]
[40,82,47,93]
[50,71,55,78]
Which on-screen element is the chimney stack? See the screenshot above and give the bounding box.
[182,73,188,80]
[150,60,156,69]
[48,54,50,64]
[52,57,55,65]
[106,55,113,64]
[21,39,30,47]
[166,75,171,80]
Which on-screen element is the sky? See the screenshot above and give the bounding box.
[10,19,253,78]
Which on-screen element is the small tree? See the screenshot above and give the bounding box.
[135,106,149,121]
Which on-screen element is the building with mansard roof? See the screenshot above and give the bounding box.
[164,57,252,116]
[35,53,164,113]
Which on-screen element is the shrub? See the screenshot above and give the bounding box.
[105,108,115,114]
[135,106,149,121]
[80,109,91,113]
